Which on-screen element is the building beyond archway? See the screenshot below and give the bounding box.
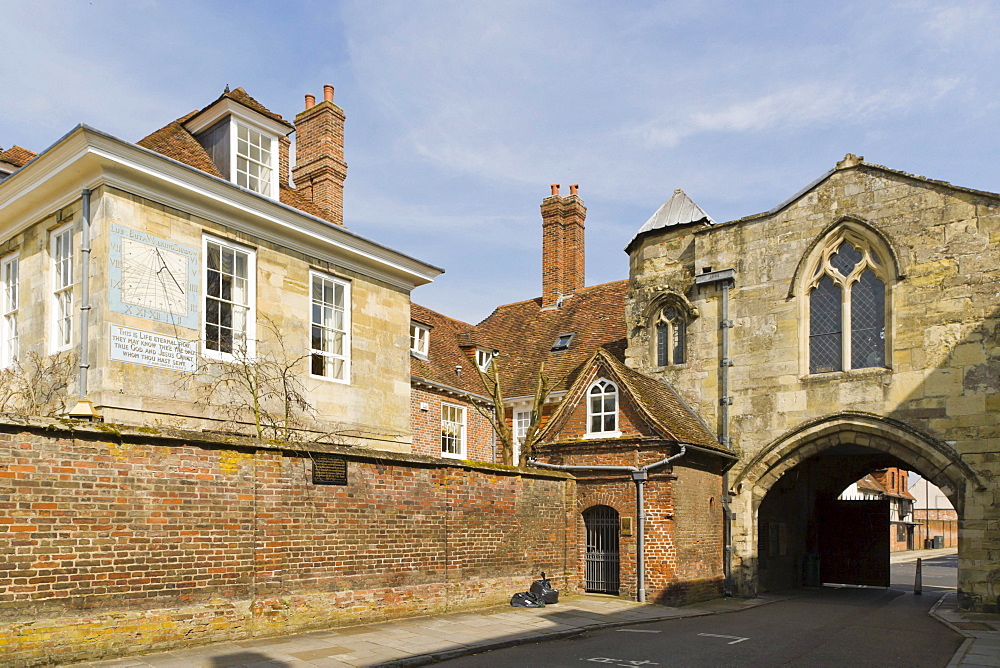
[730,414,982,598]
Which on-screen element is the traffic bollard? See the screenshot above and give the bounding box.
[914,557,922,595]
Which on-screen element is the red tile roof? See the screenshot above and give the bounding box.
[409,303,488,397]
[475,280,629,398]
[135,87,340,225]
[537,348,724,452]
[0,145,37,168]
[138,113,223,177]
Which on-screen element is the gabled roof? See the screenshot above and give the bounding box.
[626,188,715,253]
[720,153,1000,229]
[410,303,489,398]
[0,145,37,169]
[475,280,629,398]
[537,348,727,454]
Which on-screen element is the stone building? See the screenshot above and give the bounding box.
[624,154,998,610]
[0,85,440,447]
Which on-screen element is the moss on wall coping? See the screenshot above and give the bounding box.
[0,415,574,481]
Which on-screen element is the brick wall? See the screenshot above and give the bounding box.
[410,386,495,461]
[538,441,724,605]
[0,420,575,665]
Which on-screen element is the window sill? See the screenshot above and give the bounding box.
[309,373,350,385]
[410,351,428,360]
[441,451,466,460]
[801,366,891,383]
[583,430,622,440]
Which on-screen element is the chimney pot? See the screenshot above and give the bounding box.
[324,84,334,102]
[550,184,560,196]
[569,184,579,195]
[305,94,316,109]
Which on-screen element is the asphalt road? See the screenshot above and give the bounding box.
[440,556,962,667]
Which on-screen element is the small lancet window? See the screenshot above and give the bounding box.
[655,305,686,366]
[806,232,889,374]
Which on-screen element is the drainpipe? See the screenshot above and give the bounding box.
[530,444,687,603]
[694,268,736,596]
[68,189,97,420]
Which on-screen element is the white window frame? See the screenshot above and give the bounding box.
[513,409,531,464]
[309,270,350,384]
[476,348,494,372]
[441,402,466,459]
[410,323,429,357]
[50,224,74,353]
[202,235,256,360]
[234,121,277,197]
[585,378,621,438]
[1,253,19,367]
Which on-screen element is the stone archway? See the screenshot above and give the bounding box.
[727,413,986,600]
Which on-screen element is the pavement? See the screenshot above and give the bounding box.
[70,594,783,668]
[69,547,998,668]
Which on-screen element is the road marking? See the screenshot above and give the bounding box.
[616,629,661,633]
[698,633,749,644]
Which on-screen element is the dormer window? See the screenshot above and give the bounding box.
[185,95,289,199]
[410,323,429,356]
[586,379,620,437]
[476,348,495,371]
[235,124,274,196]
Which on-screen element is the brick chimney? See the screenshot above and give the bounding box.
[293,85,348,225]
[540,184,586,308]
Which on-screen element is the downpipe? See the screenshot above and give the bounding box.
[695,268,736,596]
[79,189,92,400]
[530,444,687,603]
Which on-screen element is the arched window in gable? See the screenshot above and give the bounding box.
[804,230,891,374]
[587,379,618,435]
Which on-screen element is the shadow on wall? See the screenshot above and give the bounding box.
[886,305,999,611]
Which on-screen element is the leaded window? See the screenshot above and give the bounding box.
[656,305,686,366]
[806,235,888,374]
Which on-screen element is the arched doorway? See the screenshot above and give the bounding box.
[583,505,620,594]
[730,414,984,599]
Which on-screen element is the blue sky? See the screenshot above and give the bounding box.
[2,0,999,324]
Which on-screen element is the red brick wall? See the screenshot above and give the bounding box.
[537,441,723,605]
[546,382,656,441]
[0,423,575,665]
[410,386,495,461]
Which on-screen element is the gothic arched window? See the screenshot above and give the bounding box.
[655,305,686,366]
[587,379,618,435]
[806,233,890,374]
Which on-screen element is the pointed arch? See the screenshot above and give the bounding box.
[732,412,985,512]
[793,219,901,375]
[638,290,698,368]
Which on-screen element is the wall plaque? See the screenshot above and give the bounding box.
[312,454,348,485]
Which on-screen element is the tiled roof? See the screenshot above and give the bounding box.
[135,87,338,225]
[409,303,487,397]
[538,348,724,452]
[0,145,37,168]
[137,113,223,177]
[475,280,629,398]
[221,87,293,129]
